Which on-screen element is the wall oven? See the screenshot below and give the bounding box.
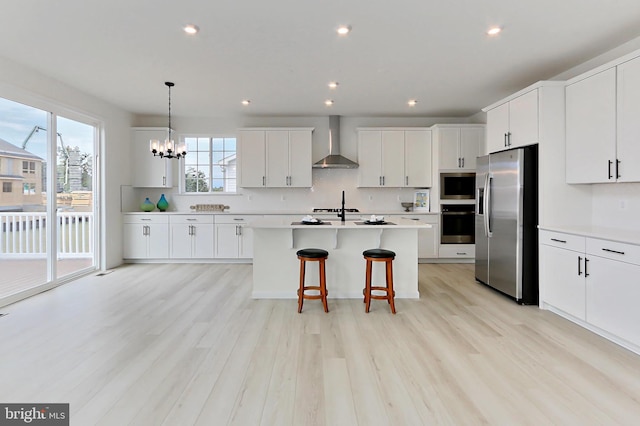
[440,172,476,200]
[441,204,475,244]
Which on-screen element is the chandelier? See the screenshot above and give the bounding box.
[150,81,187,159]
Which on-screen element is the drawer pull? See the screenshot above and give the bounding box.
[550,238,566,243]
[186,218,197,221]
[141,219,151,221]
[602,248,625,255]
[233,218,245,221]
[578,256,582,276]
[456,252,467,255]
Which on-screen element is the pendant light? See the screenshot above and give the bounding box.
[150,81,187,159]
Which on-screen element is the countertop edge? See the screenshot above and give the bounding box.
[539,225,640,246]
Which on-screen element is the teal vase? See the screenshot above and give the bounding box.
[157,194,169,211]
[140,197,155,212]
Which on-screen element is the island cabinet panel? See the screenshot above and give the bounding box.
[131,128,174,188]
[123,214,170,259]
[238,128,313,188]
[357,128,432,187]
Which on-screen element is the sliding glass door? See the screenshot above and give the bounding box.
[0,97,98,303]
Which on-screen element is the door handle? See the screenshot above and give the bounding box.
[507,132,512,146]
[238,225,242,236]
[616,159,621,179]
[263,176,266,186]
[458,158,461,168]
[550,238,567,243]
[379,176,382,186]
[461,157,464,168]
[584,257,589,277]
[608,160,613,180]
[504,133,508,147]
[578,256,582,276]
[602,248,625,255]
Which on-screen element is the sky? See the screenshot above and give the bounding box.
[0,97,94,160]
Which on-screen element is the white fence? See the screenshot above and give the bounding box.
[0,212,93,259]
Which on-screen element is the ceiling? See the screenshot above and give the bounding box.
[2,0,640,119]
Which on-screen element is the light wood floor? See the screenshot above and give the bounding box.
[1,263,640,425]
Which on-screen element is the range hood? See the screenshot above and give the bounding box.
[313,115,358,169]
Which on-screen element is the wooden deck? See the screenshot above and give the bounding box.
[0,258,94,300]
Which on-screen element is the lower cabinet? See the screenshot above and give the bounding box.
[388,214,439,258]
[215,215,257,259]
[123,214,170,259]
[438,244,475,259]
[540,229,640,352]
[170,215,215,259]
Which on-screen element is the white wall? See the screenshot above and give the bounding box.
[0,55,133,269]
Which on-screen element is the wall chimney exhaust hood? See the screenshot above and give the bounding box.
[313,115,358,169]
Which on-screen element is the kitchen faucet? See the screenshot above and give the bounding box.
[340,190,346,222]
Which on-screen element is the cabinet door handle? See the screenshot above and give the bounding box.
[616,159,621,179]
[379,176,382,186]
[461,157,465,168]
[584,257,589,277]
[602,248,625,255]
[238,225,242,236]
[236,225,239,236]
[504,133,508,147]
[507,132,512,146]
[578,256,582,276]
[263,176,266,186]
[550,238,567,243]
[405,176,408,186]
[382,176,385,186]
[163,176,166,186]
[608,160,613,179]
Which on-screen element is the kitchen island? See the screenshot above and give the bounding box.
[250,217,431,299]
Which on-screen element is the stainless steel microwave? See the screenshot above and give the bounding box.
[440,172,476,200]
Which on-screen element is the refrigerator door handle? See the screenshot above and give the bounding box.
[483,172,492,237]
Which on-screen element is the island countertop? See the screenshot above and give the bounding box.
[249,217,432,229]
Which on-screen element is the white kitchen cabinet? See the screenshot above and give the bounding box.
[539,231,587,320]
[585,238,640,348]
[539,228,640,353]
[238,128,313,188]
[123,214,170,259]
[565,53,640,184]
[169,215,214,259]
[215,215,258,258]
[131,128,174,188]
[565,68,617,183]
[357,128,432,188]
[435,125,483,170]
[438,244,475,259]
[616,55,640,183]
[237,130,266,187]
[484,88,538,154]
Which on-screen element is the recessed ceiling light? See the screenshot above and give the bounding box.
[328,81,339,89]
[241,100,251,106]
[325,100,334,106]
[408,99,418,107]
[336,25,351,35]
[487,26,502,36]
[183,24,200,35]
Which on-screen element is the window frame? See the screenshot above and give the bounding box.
[180,134,238,194]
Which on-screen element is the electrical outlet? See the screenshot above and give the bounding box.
[620,199,627,210]
[368,195,373,201]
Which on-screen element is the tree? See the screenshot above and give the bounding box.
[185,167,209,192]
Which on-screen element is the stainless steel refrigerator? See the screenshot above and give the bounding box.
[475,145,538,304]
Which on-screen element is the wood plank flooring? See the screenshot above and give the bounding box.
[1,263,640,425]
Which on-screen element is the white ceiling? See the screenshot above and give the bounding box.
[2,0,640,119]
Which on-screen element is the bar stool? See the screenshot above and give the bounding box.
[296,248,329,313]
[362,249,396,314]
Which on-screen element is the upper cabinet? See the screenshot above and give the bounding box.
[237,128,313,188]
[434,125,484,170]
[566,54,640,184]
[357,128,432,188]
[131,128,174,188]
[484,89,539,154]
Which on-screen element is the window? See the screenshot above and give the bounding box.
[3,182,12,193]
[183,136,237,193]
[23,183,36,195]
[22,161,36,174]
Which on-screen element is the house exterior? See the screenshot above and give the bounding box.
[0,138,44,212]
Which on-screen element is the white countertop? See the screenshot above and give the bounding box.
[250,217,431,229]
[124,210,439,216]
[539,225,640,246]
